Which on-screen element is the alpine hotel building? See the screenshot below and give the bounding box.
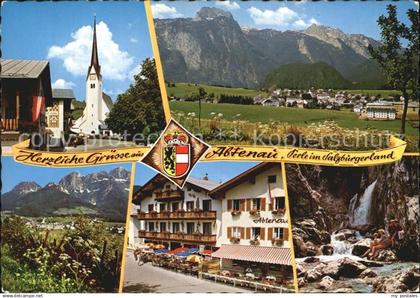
[130,163,292,280]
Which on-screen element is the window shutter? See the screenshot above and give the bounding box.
[227,227,232,239]
[261,197,266,211]
[240,227,245,239]
[246,228,251,239]
[268,228,273,240]
[283,228,289,240]
[240,200,245,211]
[227,200,232,211]
[246,199,251,211]
[260,228,265,240]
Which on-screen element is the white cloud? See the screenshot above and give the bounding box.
[215,1,240,10]
[152,3,183,19]
[52,79,75,89]
[130,37,138,44]
[47,21,134,81]
[248,6,319,30]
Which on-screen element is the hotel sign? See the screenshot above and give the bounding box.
[253,217,288,224]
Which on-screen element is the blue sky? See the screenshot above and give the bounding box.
[1,156,132,193]
[135,161,258,186]
[2,1,153,101]
[152,0,418,40]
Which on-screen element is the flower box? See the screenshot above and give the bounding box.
[231,210,241,216]
[230,237,240,244]
[250,239,260,245]
[272,208,285,215]
[271,238,284,246]
[249,209,260,217]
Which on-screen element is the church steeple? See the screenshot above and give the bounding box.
[88,16,101,79]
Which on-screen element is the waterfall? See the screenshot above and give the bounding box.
[349,180,377,226]
[330,231,363,256]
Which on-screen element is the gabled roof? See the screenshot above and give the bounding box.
[52,88,75,100]
[209,163,278,197]
[132,173,220,204]
[102,92,113,110]
[1,59,49,79]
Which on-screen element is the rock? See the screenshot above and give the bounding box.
[360,268,377,278]
[359,260,384,267]
[374,267,420,292]
[319,231,331,244]
[305,268,323,282]
[321,262,340,278]
[305,241,321,256]
[352,238,371,256]
[334,229,355,241]
[337,257,367,278]
[298,277,306,287]
[318,276,334,290]
[304,256,320,263]
[293,235,308,258]
[374,249,397,262]
[321,245,334,255]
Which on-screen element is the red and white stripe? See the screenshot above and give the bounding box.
[175,145,189,176]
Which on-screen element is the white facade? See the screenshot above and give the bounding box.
[215,164,290,249]
[366,107,396,120]
[73,67,110,135]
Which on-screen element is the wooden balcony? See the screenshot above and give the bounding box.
[137,210,217,220]
[138,230,216,244]
[1,118,18,131]
[154,189,184,201]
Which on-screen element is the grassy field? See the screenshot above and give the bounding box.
[170,101,418,136]
[166,83,267,98]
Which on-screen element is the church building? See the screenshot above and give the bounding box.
[72,17,113,136]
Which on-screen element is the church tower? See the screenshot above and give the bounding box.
[72,16,112,136]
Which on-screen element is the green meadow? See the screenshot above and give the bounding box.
[170,101,418,136]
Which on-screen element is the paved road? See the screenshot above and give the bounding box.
[123,251,250,293]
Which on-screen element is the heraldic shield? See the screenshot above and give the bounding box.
[162,133,190,178]
[141,118,210,188]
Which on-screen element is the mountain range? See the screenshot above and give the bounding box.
[1,167,131,222]
[155,7,386,89]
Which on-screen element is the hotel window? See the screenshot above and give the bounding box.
[148,222,155,231]
[252,198,261,210]
[274,227,285,239]
[186,201,194,211]
[160,222,167,232]
[274,197,285,209]
[148,204,154,212]
[267,175,277,184]
[232,227,241,238]
[203,200,212,211]
[172,222,180,233]
[172,202,179,211]
[251,227,261,240]
[186,222,195,234]
[160,203,166,212]
[233,199,241,211]
[203,222,212,235]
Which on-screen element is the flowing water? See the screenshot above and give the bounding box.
[349,180,378,226]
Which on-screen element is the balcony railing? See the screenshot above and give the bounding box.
[138,230,216,243]
[137,210,217,220]
[1,118,18,131]
[154,189,184,200]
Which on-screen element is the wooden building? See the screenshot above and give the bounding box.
[1,59,53,145]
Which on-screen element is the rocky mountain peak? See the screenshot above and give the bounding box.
[10,181,41,196]
[58,172,83,194]
[196,7,233,20]
[109,167,130,181]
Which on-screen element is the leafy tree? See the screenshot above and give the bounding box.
[197,87,207,128]
[105,58,165,143]
[368,5,419,135]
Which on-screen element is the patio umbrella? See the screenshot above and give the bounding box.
[154,248,169,254]
[199,249,213,256]
[169,247,189,255]
[154,244,166,249]
[186,255,202,264]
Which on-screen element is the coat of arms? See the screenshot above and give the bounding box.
[162,132,190,177]
[141,118,210,188]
